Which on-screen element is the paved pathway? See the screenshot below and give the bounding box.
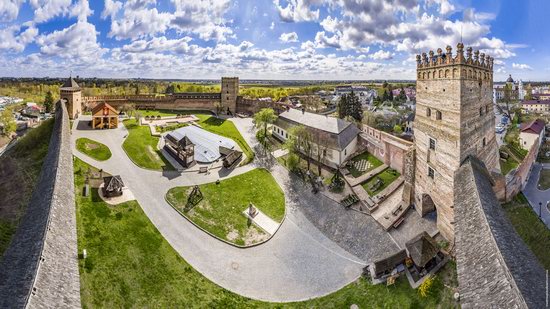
[70,116,404,302]
[521,163,550,229]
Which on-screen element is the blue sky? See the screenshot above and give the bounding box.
[0,0,548,81]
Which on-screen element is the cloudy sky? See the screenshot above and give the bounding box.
[0,0,548,81]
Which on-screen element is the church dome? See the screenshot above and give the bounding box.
[506,74,514,83]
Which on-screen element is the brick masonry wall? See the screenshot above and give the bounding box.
[359,124,413,174]
[0,101,80,308]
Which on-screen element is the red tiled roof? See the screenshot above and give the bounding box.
[520,119,545,135]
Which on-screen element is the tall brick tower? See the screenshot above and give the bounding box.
[221,77,239,114]
[60,76,82,119]
[413,43,500,241]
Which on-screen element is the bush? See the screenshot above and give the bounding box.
[286,153,300,171]
[418,275,435,298]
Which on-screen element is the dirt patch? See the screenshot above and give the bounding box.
[244,225,269,246]
[85,142,99,150]
[226,228,239,241]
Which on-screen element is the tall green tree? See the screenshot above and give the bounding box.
[0,109,16,136]
[253,108,277,149]
[43,91,54,113]
[338,94,349,119]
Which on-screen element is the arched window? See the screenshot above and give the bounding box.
[436,110,442,120]
[445,69,449,78]
[439,70,442,78]
[479,107,483,116]
[482,137,486,147]
[427,107,431,117]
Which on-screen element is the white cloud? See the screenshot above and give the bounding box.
[369,50,394,60]
[70,0,93,22]
[37,21,106,61]
[0,26,38,52]
[512,63,532,70]
[0,0,24,22]
[109,8,173,40]
[270,21,275,30]
[101,0,123,19]
[31,0,73,23]
[279,32,299,43]
[426,0,455,15]
[273,0,321,22]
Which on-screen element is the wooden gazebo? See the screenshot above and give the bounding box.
[92,102,119,129]
[102,175,124,197]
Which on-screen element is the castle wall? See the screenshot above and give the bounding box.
[0,101,80,308]
[359,124,413,174]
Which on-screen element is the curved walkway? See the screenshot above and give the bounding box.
[522,163,550,229]
[71,116,389,302]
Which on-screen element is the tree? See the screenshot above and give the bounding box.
[382,81,388,89]
[291,126,313,170]
[338,92,362,122]
[337,94,349,119]
[165,84,175,94]
[253,108,277,149]
[43,91,54,113]
[0,109,16,137]
[381,89,390,102]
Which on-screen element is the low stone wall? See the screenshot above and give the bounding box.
[493,140,539,202]
[359,124,414,174]
[0,101,80,308]
[455,157,546,308]
[236,97,290,115]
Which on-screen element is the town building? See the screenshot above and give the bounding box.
[412,43,500,241]
[492,74,524,103]
[521,99,550,113]
[91,102,119,129]
[391,87,416,102]
[519,119,545,150]
[334,85,377,106]
[272,108,360,168]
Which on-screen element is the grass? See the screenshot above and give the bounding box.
[194,114,254,165]
[0,119,54,259]
[135,110,254,165]
[122,119,174,170]
[74,157,458,308]
[362,168,400,196]
[348,151,383,178]
[538,169,550,190]
[166,168,285,246]
[499,145,520,175]
[502,193,550,270]
[277,152,335,179]
[76,138,112,161]
[156,123,188,133]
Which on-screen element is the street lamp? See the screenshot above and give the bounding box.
[539,202,542,219]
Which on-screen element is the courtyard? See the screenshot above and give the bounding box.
[70,111,456,306]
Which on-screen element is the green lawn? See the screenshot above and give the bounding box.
[502,193,550,269]
[137,109,213,117]
[500,157,519,175]
[348,151,383,178]
[0,219,15,260]
[362,168,401,196]
[76,138,112,161]
[538,169,550,190]
[74,157,458,308]
[122,119,174,170]
[166,168,285,246]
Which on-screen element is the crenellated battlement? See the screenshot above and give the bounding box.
[416,43,493,80]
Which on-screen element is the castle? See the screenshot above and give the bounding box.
[62,77,286,120]
[412,43,500,241]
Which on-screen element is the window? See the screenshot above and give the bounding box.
[428,167,435,179]
[426,107,431,117]
[429,138,436,150]
[436,110,442,120]
[485,105,489,114]
[483,137,486,147]
[479,107,483,116]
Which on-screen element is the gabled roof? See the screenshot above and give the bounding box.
[521,99,550,105]
[92,102,119,116]
[520,119,545,135]
[278,108,352,134]
[372,249,407,276]
[103,175,124,191]
[60,77,80,90]
[405,231,439,268]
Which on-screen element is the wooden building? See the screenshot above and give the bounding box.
[103,175,124,198]
[164,133,195,167]
[92,102,119,129]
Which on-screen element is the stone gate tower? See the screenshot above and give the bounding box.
[413,43,500,241]
[60,76,82,119]
[221,77,239,114]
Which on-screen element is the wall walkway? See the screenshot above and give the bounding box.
[0,101,80,308]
